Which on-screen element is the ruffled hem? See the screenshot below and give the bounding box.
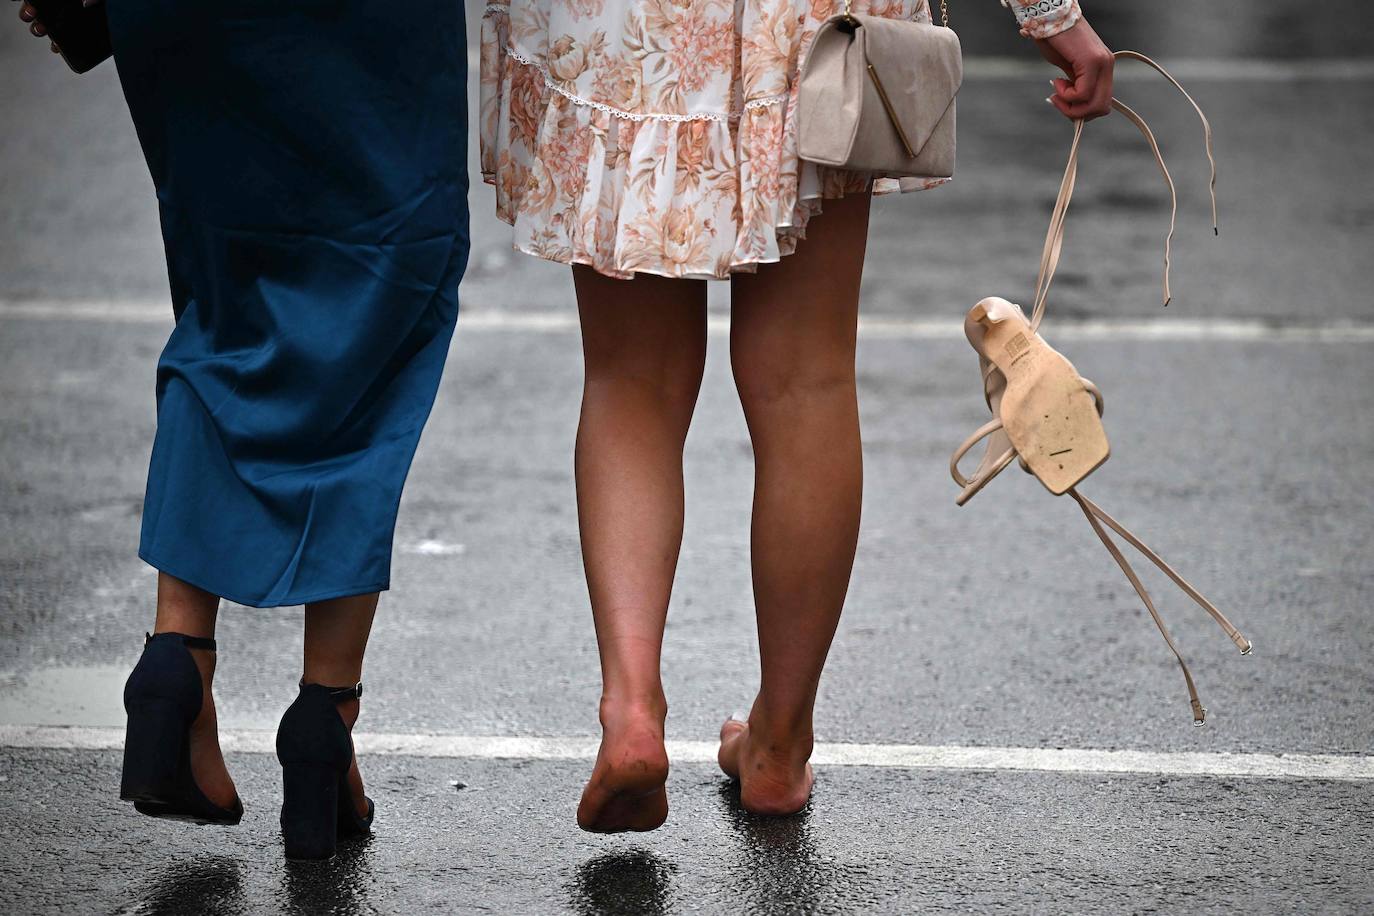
[479,8,948,281]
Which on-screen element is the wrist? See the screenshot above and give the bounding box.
[1002,0,1082,40]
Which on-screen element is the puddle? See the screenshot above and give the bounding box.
[0,665,130,727]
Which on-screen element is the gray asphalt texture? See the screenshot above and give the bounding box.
[4,749,1372,915]
[2,1,1373,913]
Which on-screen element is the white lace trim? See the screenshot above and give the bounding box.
[1001,0,1072,25]
[482,3,508,15]
[504,45,786,123]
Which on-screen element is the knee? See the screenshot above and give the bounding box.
[584,346,706,412]
[732,356,856,414]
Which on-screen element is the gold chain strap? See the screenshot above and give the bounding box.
[840,0,950,28]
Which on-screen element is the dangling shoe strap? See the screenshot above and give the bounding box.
[1029,49,1219,327]
[300,680,364,702]
[145,631,217,652]
[1067,489,1252,725]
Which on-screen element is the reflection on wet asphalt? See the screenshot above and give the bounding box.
[569,849,674,916]
[119,857,246,916]
[282,839,376,916]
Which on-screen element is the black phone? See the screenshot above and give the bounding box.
[26,0,111,74]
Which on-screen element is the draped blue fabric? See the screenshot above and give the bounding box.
[108,0,470,607]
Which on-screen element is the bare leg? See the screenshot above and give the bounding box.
[303,591,378,818]
[718,193,870,814]
[572,265,708,832]
[151,572,237,809]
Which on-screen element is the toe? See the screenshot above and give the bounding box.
[717,718,748,778]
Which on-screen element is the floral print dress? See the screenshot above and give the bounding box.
[480,0,1082,280]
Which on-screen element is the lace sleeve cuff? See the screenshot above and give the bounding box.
[1001,0,1083,40]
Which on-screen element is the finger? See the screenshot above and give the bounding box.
[1047,94,1075,121]
[1059,58,1103,103]
[51,39,61,53]
[19,2,34,21]
[29,19,46,36]
[1085,76,1114,121]
[1059,68,1113,120]
[1059,97,1108,121]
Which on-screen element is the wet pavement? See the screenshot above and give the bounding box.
[4,749,1372,915]
[3,1,1374,913]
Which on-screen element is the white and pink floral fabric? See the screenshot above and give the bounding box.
[480,0,1082,280]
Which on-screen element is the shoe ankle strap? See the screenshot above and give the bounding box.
[300,680,363,702]
[146,631,217,652]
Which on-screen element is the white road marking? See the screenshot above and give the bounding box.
[404,539,467,556]
[2,725,1370,781]
[6,299,1373,343]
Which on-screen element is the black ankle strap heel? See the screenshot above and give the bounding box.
[276,680,374,861]
[120,632,243,826]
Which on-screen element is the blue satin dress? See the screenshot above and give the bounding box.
[107,1,469,607]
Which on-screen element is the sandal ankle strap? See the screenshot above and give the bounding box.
[300,680,363,702]
[146,631,217,652]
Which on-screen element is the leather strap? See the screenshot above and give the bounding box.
[146,631,217,652]
[1030,50,1218,321]
[1068,491,1250,726]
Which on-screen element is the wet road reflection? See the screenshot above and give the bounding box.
[715,782,875,915]
[282,835,375,915]
[568,849,674,916]
[122,856,245,915]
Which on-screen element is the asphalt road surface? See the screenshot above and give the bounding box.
[2,2,1372,914]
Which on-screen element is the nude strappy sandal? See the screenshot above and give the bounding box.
[951,52,1252,726]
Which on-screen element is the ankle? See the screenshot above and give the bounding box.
[598,692,668,732]
[334,697,360,731]
[745,708,815,763]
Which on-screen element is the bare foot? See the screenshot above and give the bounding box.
[717,714,814,816]
[577,704,670,833]
[186,647,239,810]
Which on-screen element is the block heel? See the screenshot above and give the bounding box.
[119,632,243,825]
[277,681,373,861]
[281,763,343,861]
[119,698,189,802]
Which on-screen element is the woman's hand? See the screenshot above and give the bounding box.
[1036,19,1115,121]
[15,0,60,53]
[15,0,102,54]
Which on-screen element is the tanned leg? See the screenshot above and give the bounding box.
[572,265,708,832]
[718,193,870,815]
[152,572,237,809]
[302,591,378,819]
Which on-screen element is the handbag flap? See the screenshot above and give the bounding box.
[856,15,963,158]
[795,19,868,166]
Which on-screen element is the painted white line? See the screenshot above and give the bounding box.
[7,299,1373,344]
[2,725,1370,781]
[0,300,171,322]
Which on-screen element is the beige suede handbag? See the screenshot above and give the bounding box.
[796,0,961,179]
